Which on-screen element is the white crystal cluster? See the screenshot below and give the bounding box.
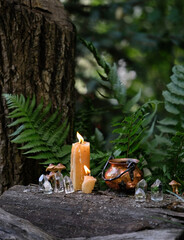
[39,172,74,195]
[135,179,163,202]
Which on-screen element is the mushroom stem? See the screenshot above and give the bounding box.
[172,186,176,193]
[175,186,179,194]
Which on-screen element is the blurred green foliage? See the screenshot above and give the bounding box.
[61,0,184,192]
[62,0,184,140]
[63,0,184,99]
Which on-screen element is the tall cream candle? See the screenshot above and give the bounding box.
[70,132,90,191]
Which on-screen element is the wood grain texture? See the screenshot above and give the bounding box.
[0,0,76,193]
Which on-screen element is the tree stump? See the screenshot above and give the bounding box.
[0,0,76,194]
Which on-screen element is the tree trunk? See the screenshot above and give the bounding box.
[0,0,76,194]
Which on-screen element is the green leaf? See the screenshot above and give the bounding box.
[3,94,70,165]
[163,91,184,105]
[9,125,25,137]
[158,117,178,126]
[167,82,184,96]
[47,120,68,146]
[24,146,50,154]
[164,101,179,115]
[19,141,45,150]
[124,89,141,112]
[27,152,54,160]
[28,95,36,116]
[8,117,30,127]
[171,75,184,88]
[157,125,176,134]
[12,134,40,144]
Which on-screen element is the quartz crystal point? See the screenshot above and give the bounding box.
[135,188,146,202]
[64,176,74,194]
[39,174,47,191]
[54,171,64,193]
[43,179,53,194]
[136,179,147,193]
[151,179,163,201]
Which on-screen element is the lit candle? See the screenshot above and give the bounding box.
[82,165,96,194]
[70,132,90,191]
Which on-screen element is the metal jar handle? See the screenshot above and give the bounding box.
[101,156,136,182]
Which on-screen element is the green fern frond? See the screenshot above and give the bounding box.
[3,93,70,164]
[158,65,184,134]
[80,38,142,108]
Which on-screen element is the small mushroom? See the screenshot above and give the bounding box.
[54,163,66,172]
[169,180,181,194]
[46,171,55,181]
[46,164,56,172]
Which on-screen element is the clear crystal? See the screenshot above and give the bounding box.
[63,176,74,194]
[43,179,53,194]
[54,171,64,193]
[136,179,147,193]
[39,174,47,191]
[135,188,146,202]
[151,179,163,201]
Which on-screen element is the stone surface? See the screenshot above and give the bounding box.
[0,185,184,239]
[64,229,184,240]
[0,207,54,240]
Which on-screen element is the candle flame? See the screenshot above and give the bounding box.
[84,165,90,175]
[77,132,84,144]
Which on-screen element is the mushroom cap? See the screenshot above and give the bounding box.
[169,180,181,186]
[54,163,66,171]
[46,164,55,172]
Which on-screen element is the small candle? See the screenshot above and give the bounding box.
[70,132,90,191]
[82,165,96,193]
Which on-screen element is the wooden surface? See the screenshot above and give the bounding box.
[0,185,184,239]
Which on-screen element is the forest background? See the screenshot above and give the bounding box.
[62,0,184,191]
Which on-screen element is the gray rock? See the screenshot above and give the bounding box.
[0,207,54,240]
[64,229,184,240]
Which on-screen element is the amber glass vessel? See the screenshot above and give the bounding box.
[103,158,142,191]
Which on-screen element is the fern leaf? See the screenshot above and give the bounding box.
[164,101,179,115]
[28,95,36,116]
[163,91,184,105]
[171,75,184,88]
[12,134,40,144]
[9,125,25,137]
[58,124,70,146]
[8,117,30,127]
[30,98,44,122]
[47,120,68,146]
[167,82,184,96]
[23,146,50,155]
[19,141,45,150]
[11,129,36,139]
[39,110,59,137]
[154,134,172,146]
[157,125,176,134]
[35,101,52,126]
[172,65,184,79]
[158,118,178,126]
[8,111,27,118]
[27,152,54,160]
[55,145,71,158]
[3,93,70,165]
[124,89,141,112]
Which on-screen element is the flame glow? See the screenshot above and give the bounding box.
[84,165,90,175]
[77,132,84,144]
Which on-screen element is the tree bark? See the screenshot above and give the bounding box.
[0,0,76,194]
